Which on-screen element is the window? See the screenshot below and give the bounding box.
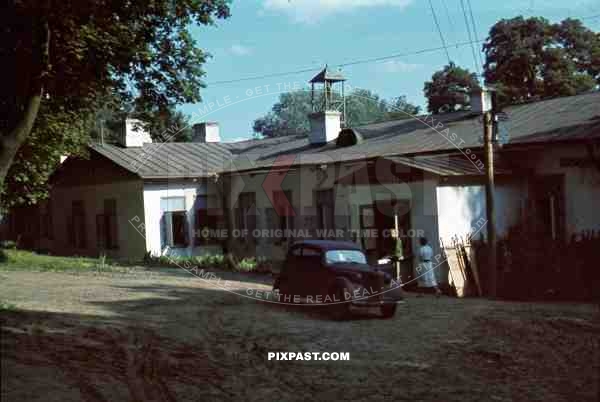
[267,190,294,244]
[40,201,53,240]
[161,197,188,247]
[325,249,367,265]
[195,195,221,244]
[97,199,118,249]
[235,192,256,242]
[315,189,334,238]
[69,201,87,249]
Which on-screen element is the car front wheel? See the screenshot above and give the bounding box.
[330,286,351,320]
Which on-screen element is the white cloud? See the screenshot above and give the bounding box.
[377,60,421,73]
[230,44,252,56]
[263,0,412,24]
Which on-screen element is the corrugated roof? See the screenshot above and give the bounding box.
[223,91,600,171]
[309,67,346,83]
[387,154,511,176]
[91,142,233,179]
[91,91,600,178]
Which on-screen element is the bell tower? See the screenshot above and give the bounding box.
[308,66,347,144]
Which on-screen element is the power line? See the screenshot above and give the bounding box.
[428,0,452,63]
[466,0,485,68]
[459,0,481,76]
[204,12,599,88]
[207,39,485,86]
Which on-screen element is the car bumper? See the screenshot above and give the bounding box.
[350,296,404,307]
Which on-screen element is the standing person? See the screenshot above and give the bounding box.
[417,237,442,296]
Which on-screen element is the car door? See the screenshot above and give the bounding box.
[281,245,302,296]
[299,246,327,299]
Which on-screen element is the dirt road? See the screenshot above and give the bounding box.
[1,268,598,401]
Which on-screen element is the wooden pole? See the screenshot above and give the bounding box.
[484,110,497,298]
[394,211,400,281]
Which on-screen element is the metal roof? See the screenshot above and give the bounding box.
[91,142,233,179]
[90,91,600,178]
[386,154,511,176]
[223,91,600,171]
[309,67,346,83]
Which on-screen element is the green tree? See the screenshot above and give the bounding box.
[387,96,422,120]
[483,16,599,104]
[0,0,230,207]
[253,89,419,138]
[424,62,480,114]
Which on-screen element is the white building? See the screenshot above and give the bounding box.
[8,74,600,287]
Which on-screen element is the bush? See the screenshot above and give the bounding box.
[0,240,17,249]
[141,252,277,274]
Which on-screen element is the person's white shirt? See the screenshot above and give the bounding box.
[417,243,437,288]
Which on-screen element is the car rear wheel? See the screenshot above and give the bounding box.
[380,303,397,319]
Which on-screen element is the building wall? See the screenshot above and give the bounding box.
[49,179,147,260]
[436,143,600,243]
[347,175,443,284]
[142,179,223,257]
[225,162,445,283]
[531,144,600,235]
[436,179,527,243]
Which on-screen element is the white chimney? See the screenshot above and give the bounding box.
[118,118,152,147]
[192,122,221,143]
[308,111,341,145]
[470,87,493,113]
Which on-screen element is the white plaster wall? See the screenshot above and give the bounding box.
[436,181,526,244]
[50,179,146,260]
[227,163,444,283]
[143,180,223,257]
[227,163,352,260]
[531,144,600,235]
[347,177,443,283]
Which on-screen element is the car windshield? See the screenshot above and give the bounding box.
[325,249,367,265]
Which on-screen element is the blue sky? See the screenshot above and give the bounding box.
[181,0,600,142]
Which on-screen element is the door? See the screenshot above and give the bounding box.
[281,245,302,296]
[531,175,565,241]
[374,200,412,258]
[298,246,324,298]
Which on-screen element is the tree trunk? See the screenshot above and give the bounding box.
[0,19,50,197]
[0,93,43,185]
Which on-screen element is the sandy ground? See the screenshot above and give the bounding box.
[1,267,599,402]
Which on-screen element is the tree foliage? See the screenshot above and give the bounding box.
[253,89,420,138]
[483,17,599,104]
[424,62,480,114]
[0,0,230,208]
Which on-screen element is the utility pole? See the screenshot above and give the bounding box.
[483,93,497,298]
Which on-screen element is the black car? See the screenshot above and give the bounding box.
[273,240,403,319]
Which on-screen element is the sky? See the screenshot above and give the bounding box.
[180,0,600,142]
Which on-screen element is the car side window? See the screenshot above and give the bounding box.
[301,247,322,270]
[302,247,320,257]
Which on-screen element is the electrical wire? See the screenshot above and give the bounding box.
[459,0,481,76]
[466,0,485,68]
[207,39,485,86]
[428,0,452,63]
[205,13,599,87]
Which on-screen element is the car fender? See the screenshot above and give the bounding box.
[329,277,354,301]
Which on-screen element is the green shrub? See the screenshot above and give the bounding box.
[0,240,17,249]
[235,257,257,272]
